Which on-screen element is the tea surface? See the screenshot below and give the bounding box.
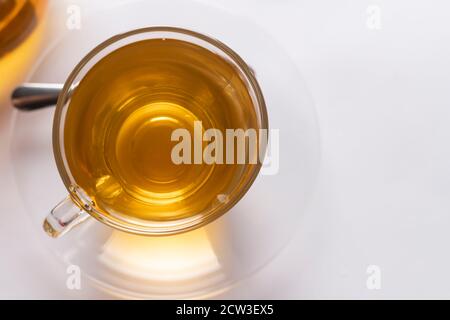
[64,38,259,222]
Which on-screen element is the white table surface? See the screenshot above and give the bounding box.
[1,0,450,299]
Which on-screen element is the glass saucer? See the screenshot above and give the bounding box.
[10,0,320,298]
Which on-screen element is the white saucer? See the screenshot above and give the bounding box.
[10,0,319,298]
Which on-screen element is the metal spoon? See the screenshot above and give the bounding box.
[11,83,63,111]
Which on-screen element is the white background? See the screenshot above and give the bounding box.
[1,0,450,299]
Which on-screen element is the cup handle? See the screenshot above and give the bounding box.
[43,196,90,238]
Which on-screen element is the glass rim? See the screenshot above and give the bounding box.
[52,26,268,236]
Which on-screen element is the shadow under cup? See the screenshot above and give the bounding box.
[45,27,268,238]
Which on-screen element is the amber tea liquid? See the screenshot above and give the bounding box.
[0,0,45,56]
[64,39,260,222]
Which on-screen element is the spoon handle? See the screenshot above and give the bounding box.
[11,83,63,111]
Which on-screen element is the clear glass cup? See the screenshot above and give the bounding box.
[44,26,268,238]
